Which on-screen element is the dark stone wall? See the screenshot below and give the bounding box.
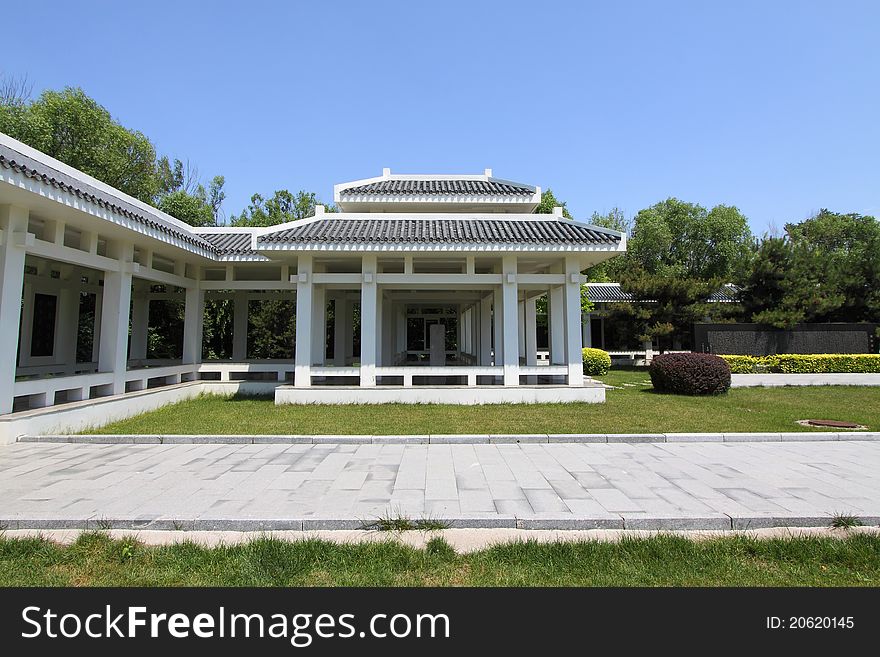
[693,323,878,355]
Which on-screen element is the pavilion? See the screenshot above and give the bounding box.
[0,132,626,439]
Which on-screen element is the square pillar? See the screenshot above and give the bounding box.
[517,299,526,358]
[294,255,313,387]
[360,254,378,386]
[480,294,492,366]
[549,285,565,365]
[501,255,519,386]
[0,205,28,414]
[492,287,503,367]
[129,281,150,361]
[311,284,326,366]
[232,292,248,360]
[333,297,349,366]
[524,296,538,367]
[582,312,592,348]
[98,242,134,394]
[182,284,204,365]
[564,257,584,387]
[56,267,82,372]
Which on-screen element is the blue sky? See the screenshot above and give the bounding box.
[3,1,879,233]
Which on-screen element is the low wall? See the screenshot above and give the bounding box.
[275,385,605,405]
[695,323,877,355]
[0,381,274,444]
[731,373,880,387]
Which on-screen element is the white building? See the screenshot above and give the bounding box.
[0,133,626,440]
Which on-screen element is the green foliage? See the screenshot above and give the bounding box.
[718,354,880,374]
[158,190,215,226]
[247,299,295,359]
[742,211,880,328]
[595,198,751,349]
[0,87,159,202]
[650,353,731,395]
[535,188,573,219]
[586,208,631,281]
[625,198,752,279]
[581,347,611,376]
[231,190,335,227]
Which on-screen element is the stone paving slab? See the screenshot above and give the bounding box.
[1,442,879,531]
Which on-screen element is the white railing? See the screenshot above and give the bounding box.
[198,360,292,382]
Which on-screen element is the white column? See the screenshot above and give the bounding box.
[182,283,204,365]
[294,254,313,387]
[98,242,134,394]
[232,292,248,360]
[56,267,81,372]
[492,287,503,367]
[582,312,592,348]
[395,303,407,360]
[549,286,565,365]
[524,296,538,367]
[129,281,150,361]
[333,297,348,366]
[375,288,384,367]
[383,294,394,366]
[360,254,378,386]
[311,284,326,366]
[517,300,526,358]
[0,205,28,413]
[502,255,519,386]
[564,258,584,387]
[480,294,492,366]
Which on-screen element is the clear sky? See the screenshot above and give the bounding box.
[3,1,878,233]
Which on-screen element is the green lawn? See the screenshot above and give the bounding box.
[1,532,878,586]
[86,368,880,434]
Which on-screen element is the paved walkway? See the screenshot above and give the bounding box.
[1,441,879,530]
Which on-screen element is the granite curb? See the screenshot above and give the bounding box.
[4,515,878,532]
[18,431,880,444]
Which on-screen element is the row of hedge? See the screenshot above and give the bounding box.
[719,354,880,374]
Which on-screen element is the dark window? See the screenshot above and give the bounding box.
[31,293,57,357]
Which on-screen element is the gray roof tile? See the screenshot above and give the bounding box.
[258,218,622,247]
[197,231,257,255]
[0,142,216,253]
[340,179,535,197]
[586,283,739,304]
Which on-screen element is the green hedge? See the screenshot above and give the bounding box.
[719,354,880,374]
[582,348,612,376]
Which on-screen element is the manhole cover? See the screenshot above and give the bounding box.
[799,419,863,429]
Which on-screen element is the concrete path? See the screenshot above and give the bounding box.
[1,441,879,531]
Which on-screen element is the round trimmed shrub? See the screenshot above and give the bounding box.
[582,348,612,376]
[649,353,731,395]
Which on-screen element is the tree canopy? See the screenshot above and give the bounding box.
[0,87,159,203]
[740,210,880,328]
[230,190,335,227]
[535,189,573,219]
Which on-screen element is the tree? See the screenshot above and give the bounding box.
[231,190,335,227]
[624,198,752,280]
[157,175,225,227]
[601,198,752,349]
[586,208,631,282]
[740,211,880,328]
[0,87,159,202]
[535,189,573,219]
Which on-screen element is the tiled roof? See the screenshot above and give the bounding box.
[339,179,535,197]
[258,218,622,247]
[586,283,739,304]
[0,142,216,253]
[197,231,257,255]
